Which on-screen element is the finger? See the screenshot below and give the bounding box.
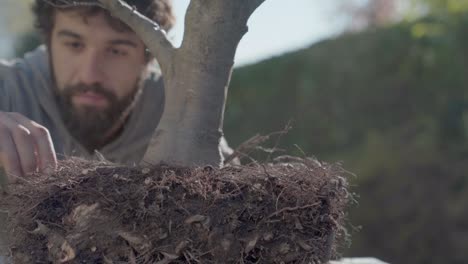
[13,125,37,175]
[0,115,37,175]
[0,126,24,180]
[9,113,57,174]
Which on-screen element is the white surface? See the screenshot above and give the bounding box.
[0,256,9,264]
[330,258,390,264]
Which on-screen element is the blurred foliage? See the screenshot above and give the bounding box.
[14,32,41,57]
[422,0,468,13]
[225,11,468,264]
[0,0,34,34]
[409,0,468,16]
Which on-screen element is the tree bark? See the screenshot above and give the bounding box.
[99,0,265,167]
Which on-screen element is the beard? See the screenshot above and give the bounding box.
[55,83,138,153]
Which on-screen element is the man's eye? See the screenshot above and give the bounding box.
[65,42,83,50]
[109,48,128,57]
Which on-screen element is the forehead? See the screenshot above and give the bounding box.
[53,9,138,39]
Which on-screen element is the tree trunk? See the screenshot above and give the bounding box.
[98,0,265,167]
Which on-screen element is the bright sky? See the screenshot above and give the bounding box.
[0,0,343,67]
[168,0,342,66]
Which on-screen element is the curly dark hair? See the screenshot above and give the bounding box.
[32,0,175,38]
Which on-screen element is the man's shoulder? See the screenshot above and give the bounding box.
[0,58,21,104]
[0,58,19,80]
[0,46,49,81]
[0,46,52,114]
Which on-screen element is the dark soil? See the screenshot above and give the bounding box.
[1,157,350,264]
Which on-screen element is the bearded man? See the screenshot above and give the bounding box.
[0,0,231,181]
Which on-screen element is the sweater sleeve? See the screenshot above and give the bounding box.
[0,55,47,118]
[0,61,13,112]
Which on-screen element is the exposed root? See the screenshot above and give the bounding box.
[1,157,351,263]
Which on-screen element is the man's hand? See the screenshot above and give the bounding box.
[0,112,57,183]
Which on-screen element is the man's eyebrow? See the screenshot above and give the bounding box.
[56,29,138,48]
[56,30,82,39]
[108,39,138,48]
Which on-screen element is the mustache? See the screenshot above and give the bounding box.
[65,83,117,102]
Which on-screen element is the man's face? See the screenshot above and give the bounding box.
[49,10,148,150]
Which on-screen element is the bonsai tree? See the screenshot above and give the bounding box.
[87,0,266,167]
[1,1,353,263]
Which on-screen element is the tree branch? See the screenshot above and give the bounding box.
[96,0,175,70]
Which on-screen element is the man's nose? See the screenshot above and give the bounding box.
[78,50,106,85]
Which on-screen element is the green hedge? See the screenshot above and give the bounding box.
[225,13,468,264]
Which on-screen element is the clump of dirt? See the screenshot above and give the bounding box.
[1,157,350,264]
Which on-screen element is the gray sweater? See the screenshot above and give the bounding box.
[0,46,165,165]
